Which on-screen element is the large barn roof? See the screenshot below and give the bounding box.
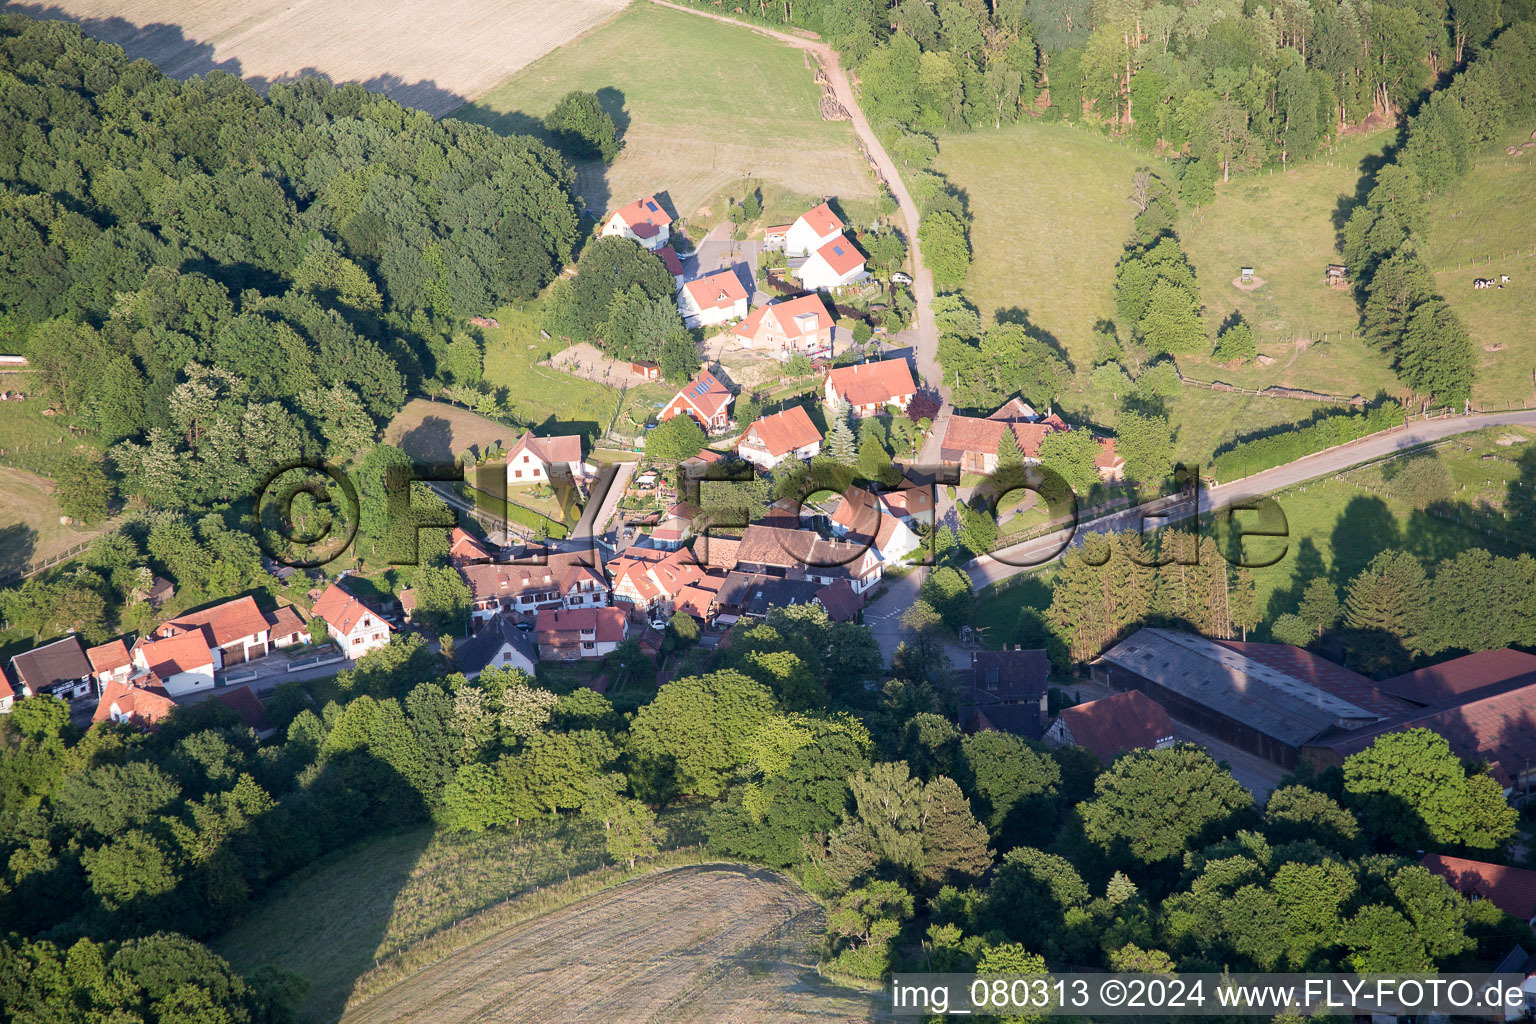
[1099,628,1384,748]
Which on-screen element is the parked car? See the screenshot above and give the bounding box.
[514,621,533,632]
[891,271,912,284]
[648,617,669,632]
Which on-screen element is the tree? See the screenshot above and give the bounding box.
[1079,744,1252,865]
[54,453,113,524]
[919,566,974,631]
[646,414,706,462]
[919,775,993,888]
[627,670,776,798]
[1263,785,1361,853]
[1229,567,1258,640]
[919,212,972,290]
[956,500,997,557]
[1270,613,1314,647]
[1399,299,1475,405]
[658,335,698,384]
[961,730,1062,847]
[1298,577,1342,637]
[1342,550,1428,673]
[1214,320,1256,363]
[543,90,620,162]
[1115,411,1173,486]
[1037,429,1101,502]
[1343,728,1517,850]
[606,797,662,868]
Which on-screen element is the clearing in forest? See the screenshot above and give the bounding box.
[457,2,876,225]
[13,0,628,116]
[338,863,885,1024]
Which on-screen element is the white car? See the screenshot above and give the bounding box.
[891,272,912,284]
[649,618,670,632]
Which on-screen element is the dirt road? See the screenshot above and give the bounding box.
[339,863,887,1024]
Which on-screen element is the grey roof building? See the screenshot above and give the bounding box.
[1093,628,1396,767]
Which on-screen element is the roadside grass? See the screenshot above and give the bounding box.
[215,808,708,1024]
[932,122,1143,367]
[478,306,674,439]
[456,2,875,226]
[1177,130,1397,398]
[969,572,1055,646]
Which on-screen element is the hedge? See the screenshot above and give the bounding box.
[504,500,569,539]
[1211,403,1405,481]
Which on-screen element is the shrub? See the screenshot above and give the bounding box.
[1212,403,1404,480]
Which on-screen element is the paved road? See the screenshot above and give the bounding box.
[575,460,637,543]
[968,408,1536,588]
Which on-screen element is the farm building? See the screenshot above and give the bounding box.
[1375,648,1536,707]
[601,195,672,251]
[1093,628,1407,768]
[1421,855,1536,925]
[732,293,835,361]
[823,358,916,417]
[678,269,748,327]
[1046,690,1176,763]
[736,405,823,469]
[660,371,734,433]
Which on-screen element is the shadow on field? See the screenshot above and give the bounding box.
[0,521,37,585]
[5,5,470,115]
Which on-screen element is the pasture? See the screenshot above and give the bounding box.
[1425,124,1536,410]
[13,0,628,116]
[338,863,885,1024]
[456,1,876,225]
[216,810,709,1024]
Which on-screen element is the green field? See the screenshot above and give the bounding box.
[216,809,706,1024]
[456,2,876,229]
[1424,123,1536,410]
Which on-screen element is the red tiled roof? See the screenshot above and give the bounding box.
[826,358,915,408]
[93,679,177,729]
[536,606,627,643]
[742,406,821,458]
[1379,649,1536,706]
[460,552,606,603]
[1216,639,1411,718]
[668,371,733,422]
[881,483,934,518]
[695,535,740,570]
[1422,854,1536,921]
[987,397,1038,422]
[508,431,584,468]
[449,526,494,562]
[161,596,269,648]
[265,605,305,639]
[797,201,844,238]
[86,639,131,676]
[815,579,861,622]
[311,583,393,638]
[683,270,747,313]
[1057,690,1175,763]
[673,583,718,619]
[732,294,832,346]
[1095,437,1124,469]
[656,244,685,277]
[941,415,1066,460]
[830,486,881,533]
[137,630,214,677]
[812,236,865,277]
[609,195,672,234]
[214,687,271,732]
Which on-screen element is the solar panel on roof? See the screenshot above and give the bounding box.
[646,201,658,211]
[833,245,844,255]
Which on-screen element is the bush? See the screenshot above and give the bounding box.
[1214,321,1256,363]
[1212,403,1404,480]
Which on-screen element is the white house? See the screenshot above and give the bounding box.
[731,293,834,361]
[660,371,734,433]
[505,432,588,488]
[131,631,216,697]
[785,202,845,258]
[797,236,868,291]
[311,583,393,659]
[86,639,134,691]
[678,269,748,328]
[827,486,922,564]
[824,358,917,417]
[601,195,671,251]
[157,596,272,669]
[736,405,823,470]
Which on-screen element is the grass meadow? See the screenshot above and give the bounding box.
[1425,123,1536,409]
[456,2,876,227]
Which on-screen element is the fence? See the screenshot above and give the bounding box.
[0,538,95,587]
[1177,367,1364,405]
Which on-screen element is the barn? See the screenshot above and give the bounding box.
[1092,628,1406,768]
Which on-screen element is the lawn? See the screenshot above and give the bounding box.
[1424,123,1536,410]
[215,809,707,1024]
[455,1,876,228]
[932,121,1144,365]
[477,306,674,440]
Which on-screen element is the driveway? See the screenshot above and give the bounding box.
[863,566,970,670]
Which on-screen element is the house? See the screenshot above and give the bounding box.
[939,414,1064,473]
[608,545,705,614]
[656,245,686,289]
[797,236,867,291]
[1421,855,1536,924]
[448,526,495,566]
[1095,437,1126,482]
[310,582,394,659]
[660,371,734,433]
[1046,690,1177,763]
[157,596,273,669]
[814,579,862,622]
[715,571,825,621]
[968,649,1051,708]
[601,195,671,251]
[679,447,725,479]
[131,630,216,696]
[8,635,92,701]
[93,678,178,729]
[0,675,14,713]
[880,480,936,527]
[86,639,134,690]
[733,523,884,593]
[460,551,611,622]
[824,358,916,417]
[1096,628,1409,768]
[672,574,727,624]
[505,432,588,487]
[736,405,823,469]
[784,202,845,257]
[265,606,308,649]
[536,606,627,661]
[213,687,272,735]
[731,294,835,361]
[650,502,698,550]
[827,485,922,563]
[989,397,1040,423]
[455,615,539,679]
[146,575,175,608]
[679,270,748,328]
